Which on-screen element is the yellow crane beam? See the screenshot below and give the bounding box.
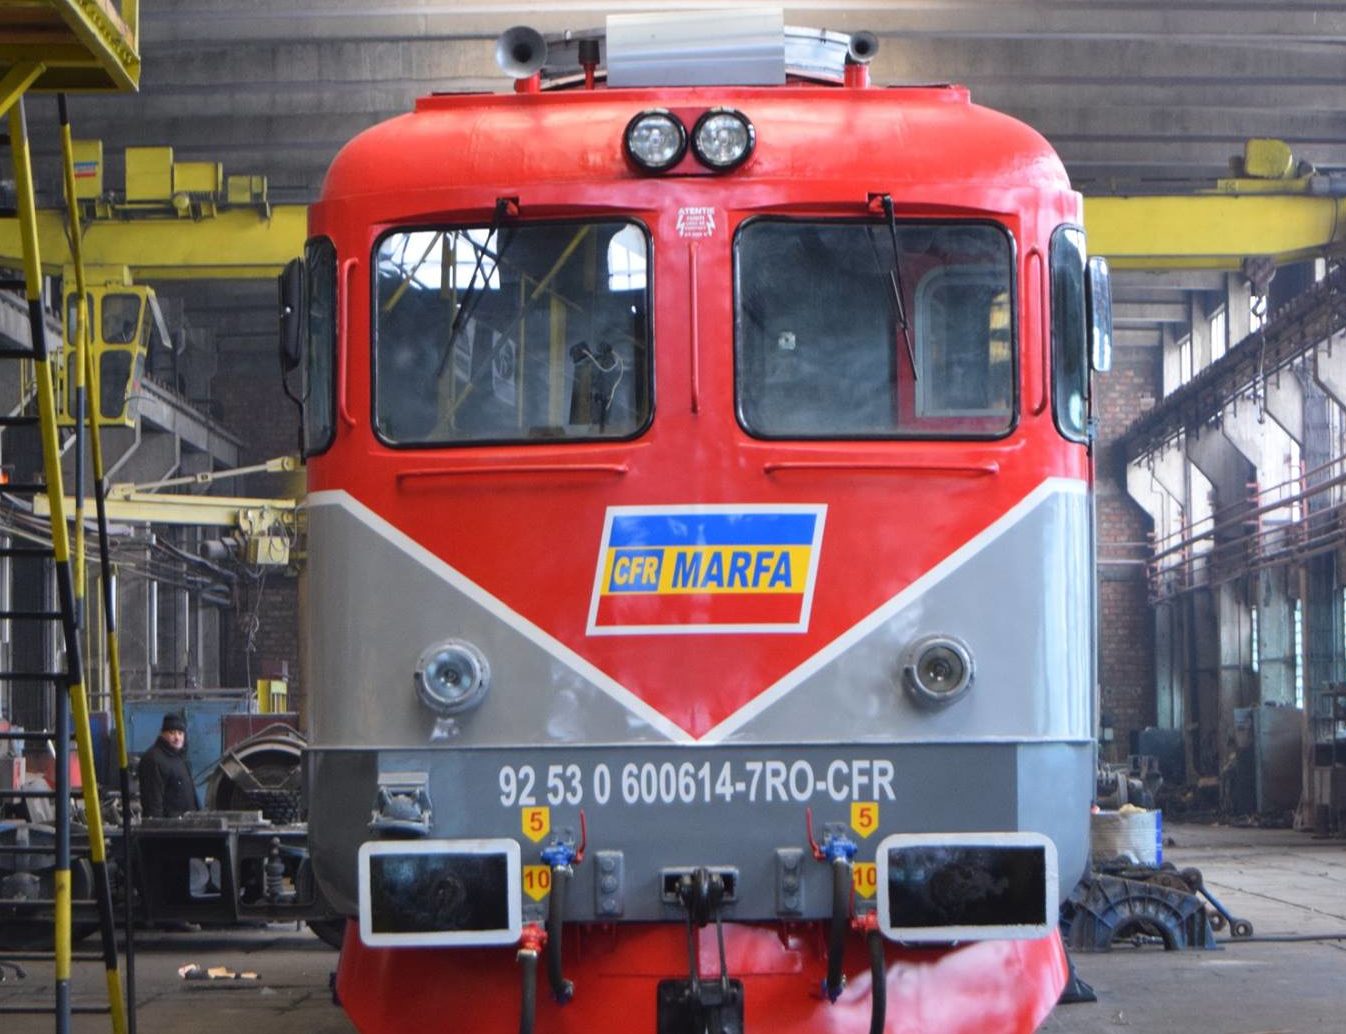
[7,194,1341,277]
[2,138,1346,276]
[0,204,307,279]
[1085,193,1345,272]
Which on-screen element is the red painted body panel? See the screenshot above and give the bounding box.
[308,89,1085,733]
[337,921,1069,1033]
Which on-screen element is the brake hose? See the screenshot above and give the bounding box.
[825,855,851,1002]
[546,863,575,1003]
[867,928,886,1034]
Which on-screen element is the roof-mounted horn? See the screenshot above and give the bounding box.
[495,26,548,79]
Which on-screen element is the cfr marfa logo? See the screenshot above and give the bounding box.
[586,505,826,636]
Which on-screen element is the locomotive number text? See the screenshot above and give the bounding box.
[496,759,896,808]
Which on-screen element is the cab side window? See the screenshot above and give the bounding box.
[1050,226,1089,442]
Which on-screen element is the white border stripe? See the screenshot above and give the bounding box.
[697,477,1088,744]
[308,479,1084,745]
[306,489,694,743]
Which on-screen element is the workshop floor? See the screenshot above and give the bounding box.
[1,822,1342,1034]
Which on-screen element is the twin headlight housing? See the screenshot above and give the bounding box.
[625,108,755,174]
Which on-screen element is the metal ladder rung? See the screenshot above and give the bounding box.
[0,545,53,557]
[0,672,68,681]
[0,893,101,909]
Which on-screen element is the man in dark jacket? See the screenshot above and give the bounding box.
[137,713,199,817]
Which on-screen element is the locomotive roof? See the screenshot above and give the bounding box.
[320,84,1071,206]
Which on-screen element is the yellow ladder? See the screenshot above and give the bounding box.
[0,78,132,1034]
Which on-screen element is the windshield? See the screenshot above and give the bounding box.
[735,220,1014,438]
[373,220,652,445]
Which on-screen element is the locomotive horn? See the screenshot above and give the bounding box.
[847,31,879,65]
[495,26,548,79]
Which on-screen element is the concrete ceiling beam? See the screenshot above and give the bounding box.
[1187,423,1255,512]
[1312,332,1346,409]
[1263,367,1305,444]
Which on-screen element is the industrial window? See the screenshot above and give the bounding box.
[1049,225,1088,442]
[1250,606,1259,674]
[734,219,1014,439]
[304,237,337,455]
[1209,306,1227,363]
[1249,294,1266,333]
[373,221,651,446]
[1177,335,1193,390]
[1294,599,1304,709]
[101,293,141,345]
[98,350,137,420]
[1335,589,1346,678]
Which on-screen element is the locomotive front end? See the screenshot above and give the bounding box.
[293,15,1108,1034]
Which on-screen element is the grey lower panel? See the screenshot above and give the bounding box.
[308,741,1091,923]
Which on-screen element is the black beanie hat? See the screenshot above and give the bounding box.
[160,713,186,734]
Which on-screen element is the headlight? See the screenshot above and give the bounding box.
[624,110,687,173]
[414,640,491,716]
[691,109,755,172]
[901,634,974,707]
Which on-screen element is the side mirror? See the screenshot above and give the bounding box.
[1086,255,1113,373]
[278,257,305,376]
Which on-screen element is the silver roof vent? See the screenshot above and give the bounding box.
[606,9,786,88]
[503,15,873,89]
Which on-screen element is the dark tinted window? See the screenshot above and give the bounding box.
[99,349,136,419]
[1050,226,1089,442]
[735,221,1014,438]
[101,293,140,345]
[373,221,651,445]
[304,237,337,454]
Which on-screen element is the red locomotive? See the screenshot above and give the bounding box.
[282,12,1112,1034]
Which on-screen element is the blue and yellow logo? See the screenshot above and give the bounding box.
[588,506,826,634]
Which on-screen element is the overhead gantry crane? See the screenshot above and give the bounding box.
[2,138,1346,278]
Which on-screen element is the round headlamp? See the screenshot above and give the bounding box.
[902,634,974,707]
[624,110,687,173]
[691,109,755,171]
[414,640,490,716]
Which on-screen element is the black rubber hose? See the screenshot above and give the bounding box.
[825,856,851,1002]
[547,866,575,1003]
[517,949,538,1034]
[867,929,886,1034]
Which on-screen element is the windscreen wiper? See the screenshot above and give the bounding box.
[437,196,516,377]
[877,193,918,380]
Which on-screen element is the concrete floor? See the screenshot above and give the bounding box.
[1,822,1342,1033]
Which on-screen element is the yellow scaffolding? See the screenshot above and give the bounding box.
[0,0,139,93]
[0,6,137,1034]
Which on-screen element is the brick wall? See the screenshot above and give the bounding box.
[1093,345,1161,756]
[211,326,305,722]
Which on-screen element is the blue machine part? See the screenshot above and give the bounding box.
[124,699,251,790]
